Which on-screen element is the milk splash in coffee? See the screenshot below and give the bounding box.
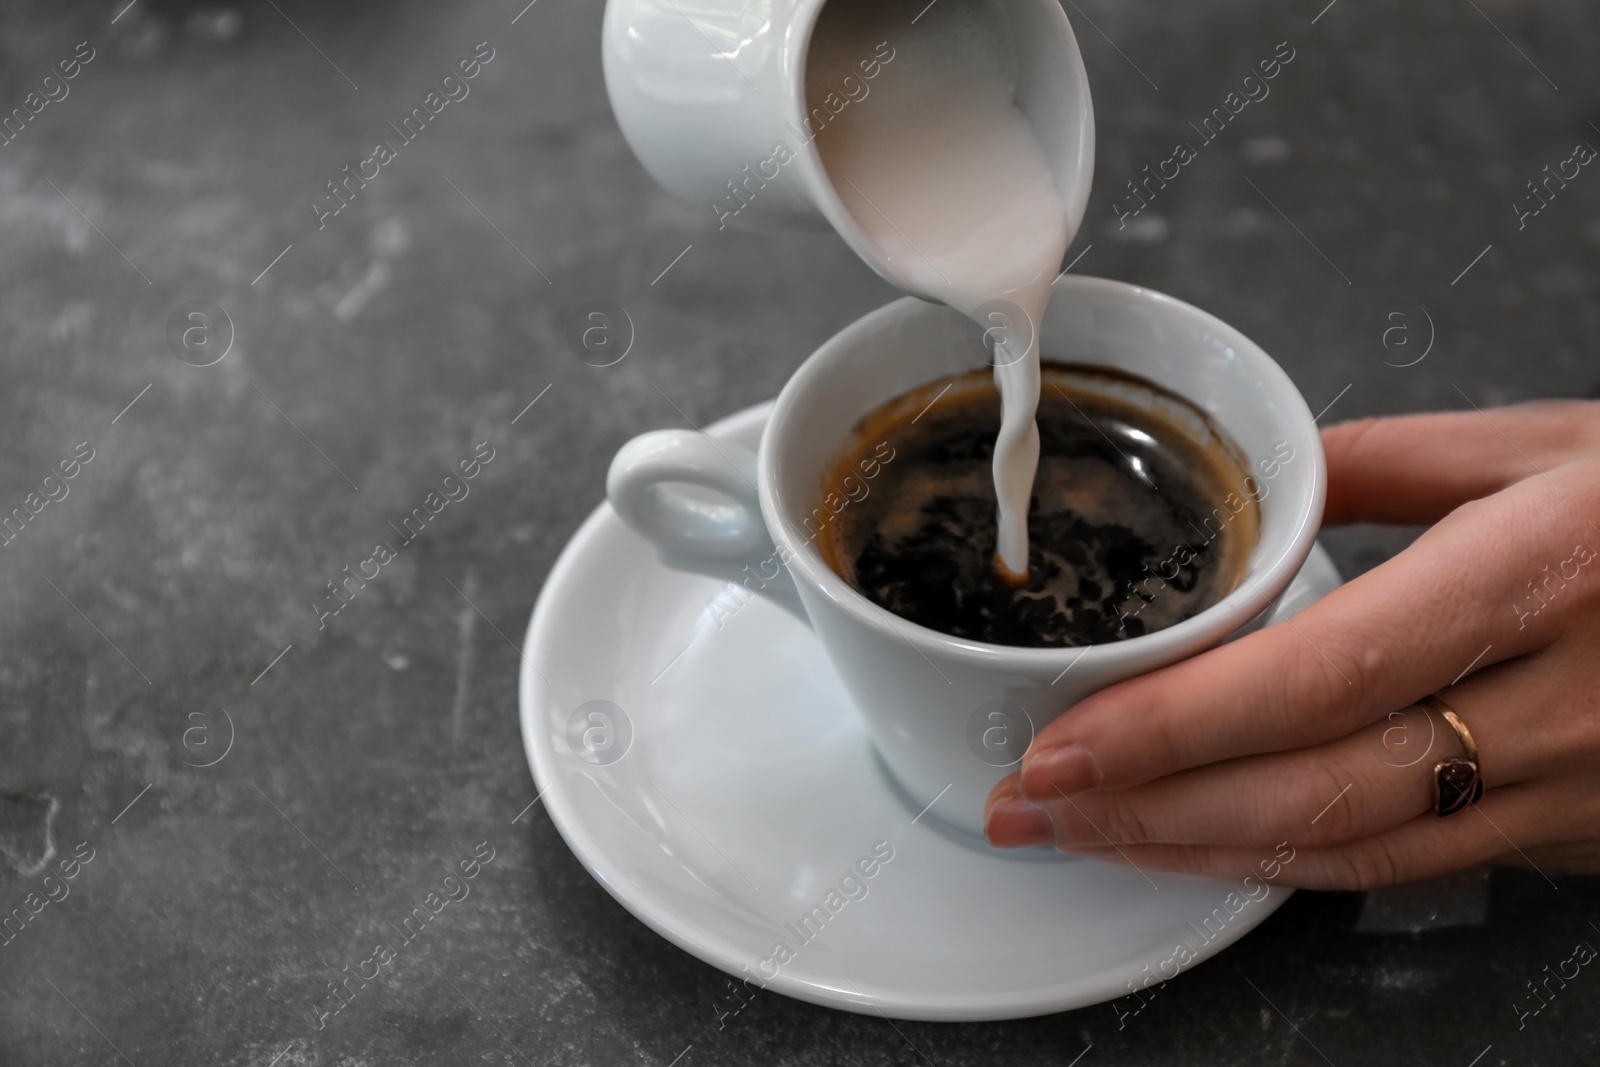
[807,0,1071,579]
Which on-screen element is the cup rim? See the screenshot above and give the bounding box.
[759,274,1327,671]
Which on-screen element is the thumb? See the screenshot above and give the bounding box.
[1322,402,1586,526]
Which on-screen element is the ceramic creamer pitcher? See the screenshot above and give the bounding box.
[601,0,1095,303]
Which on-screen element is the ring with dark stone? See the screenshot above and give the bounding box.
[1433,756,1484,817]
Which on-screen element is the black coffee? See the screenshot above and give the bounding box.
[817,365,1259,648]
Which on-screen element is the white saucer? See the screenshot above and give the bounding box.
[520,401,1343,1022]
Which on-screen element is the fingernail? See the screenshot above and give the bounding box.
[1021,743,1100,799]
[984,796,1055,848]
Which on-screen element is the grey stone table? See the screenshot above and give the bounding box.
[1,0,1597,1063]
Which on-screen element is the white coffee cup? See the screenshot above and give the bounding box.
[608,275,1325,838]
[600,0,1094,305]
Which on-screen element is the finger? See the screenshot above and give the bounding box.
[1323,401,1599,526]
[1004,716,1437,851]
[1056,784,1572,891]
[1018,469,1584,801]
[993,649,1557,850]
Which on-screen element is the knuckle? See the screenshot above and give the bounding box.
[1098,792,1154,845]
[1540,471,1599,535]
[1061,792,1150,846]
[1140,716,1193,781]
[1319,416,1382,466]
[1287,764,1361,847]
[1270,626,1379,732]
[1116,689,1193,783]
[1534,683,1600,777]
[1338,836,1404,892]
[1493,480,1600,622]
[1341,640,1390,713]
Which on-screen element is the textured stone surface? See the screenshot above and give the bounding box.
[0,0,1597,1064]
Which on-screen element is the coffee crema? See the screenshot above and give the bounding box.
[818,365,1260,648]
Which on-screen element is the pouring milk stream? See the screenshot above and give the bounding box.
[806,1,1072,580]
[600,0,1090,584]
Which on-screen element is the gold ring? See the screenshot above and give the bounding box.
[1421,694,1483,817]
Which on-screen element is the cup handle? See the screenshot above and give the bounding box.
[606,430,807,622]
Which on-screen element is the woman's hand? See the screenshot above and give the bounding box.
[983,401,1600,889]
